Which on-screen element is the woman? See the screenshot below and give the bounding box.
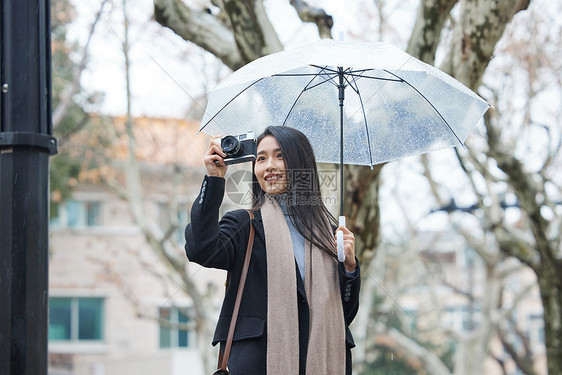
[185,126,360,375]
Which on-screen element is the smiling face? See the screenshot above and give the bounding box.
[254,135,288,195]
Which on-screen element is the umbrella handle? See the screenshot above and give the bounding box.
[336,216,346,263]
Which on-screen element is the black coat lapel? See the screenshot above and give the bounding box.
[295,261,307,299]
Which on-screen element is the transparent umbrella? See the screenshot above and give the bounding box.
[198,39,491,260]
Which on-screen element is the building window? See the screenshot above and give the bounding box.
[527,313,545,348]
[159,307,193,349]
[445,305,480,332]
[177,205,188,244]
[51,200,102,228]
[157,203,189,245]
[403,308,417,332]
[49,297,104,342]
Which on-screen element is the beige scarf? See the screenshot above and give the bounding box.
[261,197,345,374]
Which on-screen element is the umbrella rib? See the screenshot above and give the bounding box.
[345,68,398,81]
[348,74,375,167]
[346,73,402,82]
[343,69,398,96]
[383,69,464,146]
[198,78,265,133]
[342,67,404,82]
[282,67,333,126]
[312,65,353,75]
[343,74,360,95]
[280,67,402,83]
[310,64,340,73]
[273,73,335,77]
[304,73,339,91]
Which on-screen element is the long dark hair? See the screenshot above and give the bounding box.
[251,126,338,258]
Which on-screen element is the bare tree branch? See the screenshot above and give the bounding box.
[52,0,110,129]
[87,255,198,332]
[374,322,452,375]
[498,320,538,375]
[420,154,448,207]
[539,124,562,174]
[497,282,537,323]
[58,113,91,143]
[153,0,243,70]
[289,0,333,39]
[119,4,218,371]
[154,0,283,70]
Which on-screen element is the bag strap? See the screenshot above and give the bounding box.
[217,210,255,371]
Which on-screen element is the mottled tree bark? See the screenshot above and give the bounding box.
[441,1,562,370]
[485,110,562,375]
[222,0,282,64]
[537,260,562,375]
[290,0,333,39]
[343,165,383,270]
[440,0,531,87]
[153,0,243,70]
[399,1,556,374]
[406,0,458,64]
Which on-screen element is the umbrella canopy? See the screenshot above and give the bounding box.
[199,39,491,167]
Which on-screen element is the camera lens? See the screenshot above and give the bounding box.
[221,135,240,156]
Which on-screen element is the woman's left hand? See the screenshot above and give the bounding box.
[335,226,356,272]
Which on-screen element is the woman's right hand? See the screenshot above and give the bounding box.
[204,137,228,178]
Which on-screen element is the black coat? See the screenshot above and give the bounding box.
[185,176,361,375]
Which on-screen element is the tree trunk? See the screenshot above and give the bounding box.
[406,0,458,64]
[453,264,503,375]
[536,255,562,374]
[222,0,281,63]
[352,254,380,374]
[343,164,383,268]
[440,0,531,88]
[290,0,334,39]
[486,97,560,374]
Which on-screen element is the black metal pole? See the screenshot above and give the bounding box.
[0,1,57,375]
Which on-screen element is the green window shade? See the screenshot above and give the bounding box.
[78,298,103,340]
[178,309,189,347]
[49,298,72,341]
[86,202,101,226]
[159,307,172,348]
[66,201,82,228]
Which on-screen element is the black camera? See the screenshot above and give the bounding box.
[220,132,257,165]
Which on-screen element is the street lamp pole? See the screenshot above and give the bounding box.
[0,1,57,374]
